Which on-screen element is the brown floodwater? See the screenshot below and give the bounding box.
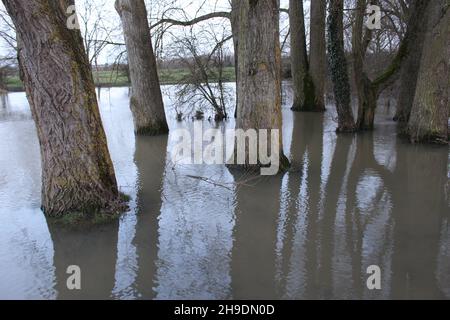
[0,85,449,300]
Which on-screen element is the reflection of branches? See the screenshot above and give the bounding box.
[186,170,270,191]
[185,175,233,190]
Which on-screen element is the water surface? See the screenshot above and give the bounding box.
[0,86,449,299]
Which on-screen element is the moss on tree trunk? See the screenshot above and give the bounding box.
[407,0,449,144]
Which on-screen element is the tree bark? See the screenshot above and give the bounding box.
[3,0,125,217]
[289,0,316,112]
[352,0,430,131]
[351,0,382,131]
[394,0,431,124]
[116,0,168,135]
[309,0,327,111]
[407,0,449,144]
[352,0,377,131]
[231,0,240,119]
[234,0,290,172]
[327,0,357,132]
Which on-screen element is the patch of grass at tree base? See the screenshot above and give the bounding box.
[46,192,131,229]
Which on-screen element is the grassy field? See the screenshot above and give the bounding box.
[5,67,236,91]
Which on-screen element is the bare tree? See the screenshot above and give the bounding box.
[0,5,16,91]
[147,0,289,119]
[172,26,232,121]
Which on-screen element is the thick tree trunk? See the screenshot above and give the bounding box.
[407,1,449,144]
[394,0,431,124]
[327,0,357,132]
[289,0,316,112]
[116,0,168,135]
[234,0,290,172]
[3,0,124,217]
[355,79,378,130]
[309,0,327,111]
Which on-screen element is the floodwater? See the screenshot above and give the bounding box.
[0,85,449,300]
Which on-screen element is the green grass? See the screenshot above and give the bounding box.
[93,70,129,86]
[5,75,22,89]
[5,67,236,91]
[159,67,236,84]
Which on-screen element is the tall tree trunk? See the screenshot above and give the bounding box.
[231,0,240,119]
[3,0,125,217]
[394,0,431,125]
[116,0,169,135]
[407,1,449,144]
[327,0,357,132]
[352,0,378,131]
[234,0,290,172]
[309,0,327,111]
[289,0,316,112]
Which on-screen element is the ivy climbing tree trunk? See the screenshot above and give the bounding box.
[116,0,169,135]
[289,0,316,111]
[327,0,357,132]
[234,0,290,172]
[2,0,125,217]
[309,0,327,111]
[408,0,449,144]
